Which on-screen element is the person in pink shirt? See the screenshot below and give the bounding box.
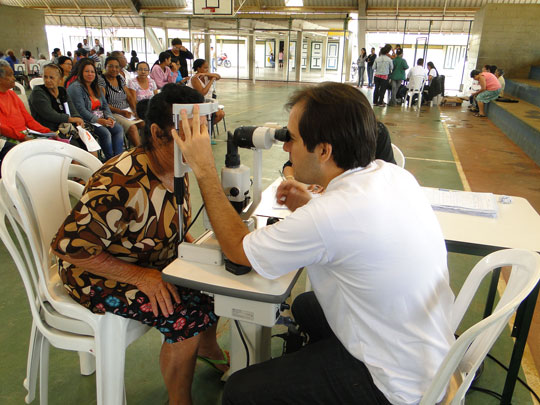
[0,60,52,141]
[470,69,501,118]
[150,52,175,89]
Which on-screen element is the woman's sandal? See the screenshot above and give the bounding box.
[197,349,230,373]
[474,113,487,117]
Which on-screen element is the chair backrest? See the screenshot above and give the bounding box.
[30,77,44,89]
[408,75,425,92]
[420,249,540,404]
[14,63,27,75]
[391,144,405,168]
[13,82,31,112]
[29,63,40,75]
[2,141,102,291]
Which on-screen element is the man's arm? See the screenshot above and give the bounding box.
[173,106,250,266]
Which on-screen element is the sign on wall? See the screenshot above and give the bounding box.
[310,41,322,69]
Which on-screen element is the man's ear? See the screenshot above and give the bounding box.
[317,143,333,164]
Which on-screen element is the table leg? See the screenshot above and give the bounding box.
[500,281,540,404]
[483,267,501,319]
[222,321,272,381]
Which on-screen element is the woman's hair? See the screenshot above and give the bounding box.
[131,50,137,57]
[396,48,403,56]
[136,61,149,71]
[24,50,32,59]
[470,69,481,78]
[104,56,119,68]
[193,59,206,72]
[427,62,435,70]
[141,83,204,151]
[76,59,101,96]
[158,51,171,64]
[57,56,72,69]
[489,65,497,74]
[361,48,366,55]
[43,63,63,78]
[496,68,504,76]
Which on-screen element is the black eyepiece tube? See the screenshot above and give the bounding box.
[274,127,290,143]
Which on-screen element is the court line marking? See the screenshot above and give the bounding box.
[405,156,456,164]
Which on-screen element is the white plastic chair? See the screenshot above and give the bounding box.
[29,77,44,89]
[405,77,425,109]
[1,140,151,405]
[14,63,27,75]
[420,249,540,404]
[29,63,40,76]
[391,144,405,168]
[13,82,31,112]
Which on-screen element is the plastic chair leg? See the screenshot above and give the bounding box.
[222,116,227,133]
[78,351,96,376]
[23,323,41,404]
[94,313,130,405]
[39,338,50,405]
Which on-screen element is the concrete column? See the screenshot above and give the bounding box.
[275,37,281,72]
[343,31,352,82]
[305,37,312,73]
[164,24,169,49]
[321,36,328,78]
[204,30,211,62]
[283,35,290,75]
[295,31,303,82]
[248,30,255,82]
[357,0,367,52]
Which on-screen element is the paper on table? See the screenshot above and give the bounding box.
[423,187,498,218]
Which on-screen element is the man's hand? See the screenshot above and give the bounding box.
[172,105,216,175]
[135,268,180,317]
[276,179,312,212]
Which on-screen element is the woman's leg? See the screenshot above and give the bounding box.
[93,125,113,160]
[373,77,380,104]
[358,66,365,87]
[197,323,228,372]
[160,335,200,405]
[478,100,485,116]
[110,123,125,156]
[127,123,141,147]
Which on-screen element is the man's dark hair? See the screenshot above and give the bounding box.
[141,83,204,151]
[417,58,424,65]
[53,48,61,53]
[489,65,497,74]
[470,69,481,78]
[285,82,377,170]
[171,38,183,46]
[396,48,403,56]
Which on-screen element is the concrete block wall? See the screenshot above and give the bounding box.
[476,4,540,79]
[0,5,49,60]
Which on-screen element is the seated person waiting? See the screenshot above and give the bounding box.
[174,82,454,405]
[29,63,96,154]
[51,84,228,405]
[187,58,225,124]
[470,69,501,117]
[126,61,158,103]
[99,56,142,147]
[67,58,124,160]
[0,59,52,141]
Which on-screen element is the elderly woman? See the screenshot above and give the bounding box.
[126,61,158,103]
[67,58,124,160]
[51,84,227,405]
[99,56,141,147]
[470,69,501,118]
[29,63,84,130]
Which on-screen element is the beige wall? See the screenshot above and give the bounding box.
[0,5,49,59]
[475,4,540,79]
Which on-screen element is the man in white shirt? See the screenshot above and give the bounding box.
[82,38,91,52]
[173,82,455,405]
[407,57,427,91]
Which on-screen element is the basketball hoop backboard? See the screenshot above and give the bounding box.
[193,0,233,16]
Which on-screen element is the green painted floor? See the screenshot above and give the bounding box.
[0,80,536,404]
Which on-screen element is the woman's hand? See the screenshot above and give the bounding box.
[97,118,109,126]
[68,117,85,127]
[119,110,132,119]
[276,179,312,212]
[135,268,180,317]
[104,118,115,127]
